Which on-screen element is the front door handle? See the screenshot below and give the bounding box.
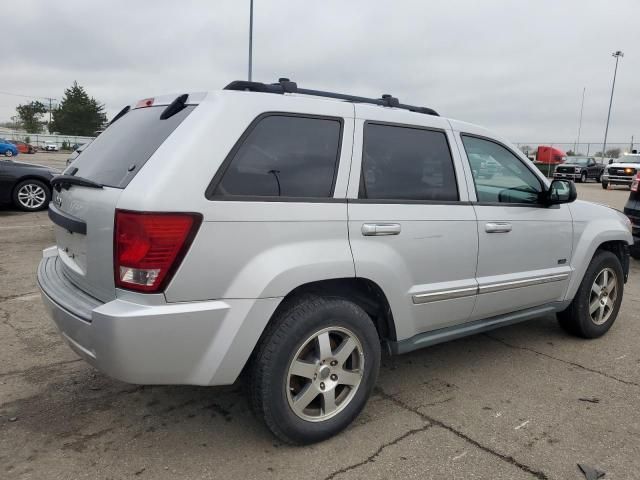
[485,222,512,233]
[362,223,401,236]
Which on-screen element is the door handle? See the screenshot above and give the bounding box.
[485,222,512,233]
[362,223,401,236]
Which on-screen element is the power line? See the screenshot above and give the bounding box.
[0,91,57,101]
[0,91,58,124]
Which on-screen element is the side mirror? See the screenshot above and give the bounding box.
[544,179,577,205]
[609,159,614,164]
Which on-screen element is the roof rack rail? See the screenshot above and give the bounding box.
[224,78,439,116]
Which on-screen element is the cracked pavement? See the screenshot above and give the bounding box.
[1,159,639,479]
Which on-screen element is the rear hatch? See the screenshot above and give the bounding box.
[49,97,197,303]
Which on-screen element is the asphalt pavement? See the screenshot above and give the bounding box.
[1,156,638,479]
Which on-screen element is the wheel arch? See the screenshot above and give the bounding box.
[271,277,397,343]
[566,234,630,300]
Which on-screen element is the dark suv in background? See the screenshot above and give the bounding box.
[553,157,604,183]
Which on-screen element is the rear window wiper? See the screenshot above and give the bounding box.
[52,174,103,191]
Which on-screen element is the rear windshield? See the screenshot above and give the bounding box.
[67,105,195,188]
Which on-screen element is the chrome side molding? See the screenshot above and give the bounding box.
[412,273,569,304]
[413,286,477,304]
[478,273,569,294]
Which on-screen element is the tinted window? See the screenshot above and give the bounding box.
[462,135,542,204]
[360,124,458,201]
[213,115,342,198]
[67,105,195,188]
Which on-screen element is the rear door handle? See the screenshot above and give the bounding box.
[362,223,401,236]
[485,222,512,233]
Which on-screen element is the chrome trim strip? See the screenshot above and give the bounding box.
[412,286,478,304]
[478,273,569,294]
[412,273,569,304]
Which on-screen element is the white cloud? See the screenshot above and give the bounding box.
[2,0,639,145]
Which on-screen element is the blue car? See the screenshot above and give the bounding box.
[0,139,19,157]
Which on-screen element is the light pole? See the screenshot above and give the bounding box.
[575,87,585,154]
[601,50,623,160]
[248,0,254,81]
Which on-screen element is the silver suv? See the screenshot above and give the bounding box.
[38,79,632,444]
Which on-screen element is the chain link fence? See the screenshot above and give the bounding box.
[0,127,95,151]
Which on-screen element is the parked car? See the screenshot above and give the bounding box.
[468,153,498,179]
[9,140,37,154]
[0,158,58,211]
[65,142,92,166]
[0,138,19,157]
[553,157,604,183]
[601,153,640,189]
[44,143,59,151]
[38,80,632,444]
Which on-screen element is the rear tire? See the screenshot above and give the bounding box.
[630,246,640,260]
[248,295,381,445]
[557,250,623,338]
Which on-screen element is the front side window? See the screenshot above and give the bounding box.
[213,115,342,198]
[360,123,458,201]
[462,135,542,204]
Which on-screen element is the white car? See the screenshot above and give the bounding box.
[44,143,59,151]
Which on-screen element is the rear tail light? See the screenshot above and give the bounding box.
[114,210,202,293]
[632,173,640,192]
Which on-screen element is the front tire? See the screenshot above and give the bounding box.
[12,179,51,211]
[249,296,381,445]
[5,149,13,157]
[580,171,587,183]
[557,250,624,338]
[601,181,608,189]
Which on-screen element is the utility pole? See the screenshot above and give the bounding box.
[631,135,635,152]
[248,0,254,81]
[575,87,585,153]
[601,51,623,160]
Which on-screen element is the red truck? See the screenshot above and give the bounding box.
[536,146,566,164]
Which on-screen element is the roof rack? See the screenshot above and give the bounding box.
[224,78,439,116]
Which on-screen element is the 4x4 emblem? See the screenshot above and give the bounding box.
[55,195,62,207]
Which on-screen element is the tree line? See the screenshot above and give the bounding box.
[13,81,107,136]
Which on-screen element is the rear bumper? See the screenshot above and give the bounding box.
[38,252,280,386]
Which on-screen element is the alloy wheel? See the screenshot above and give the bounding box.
[286,326,364,422]
[17,183,46,210]
[589,267,618,325]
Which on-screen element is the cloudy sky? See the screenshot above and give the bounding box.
[3,0,639,148]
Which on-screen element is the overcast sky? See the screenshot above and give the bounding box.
[2,0,639,147]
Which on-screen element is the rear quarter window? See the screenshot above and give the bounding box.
[68,105,195,188]
[209,114,343,199]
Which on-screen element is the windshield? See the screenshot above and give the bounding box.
[570,158,590,165]
[618,157,640,164]
[67,105,195,188]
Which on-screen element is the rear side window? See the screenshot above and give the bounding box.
[360,123,458,201]
[212,115,342,198]
[68,105,195,188]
